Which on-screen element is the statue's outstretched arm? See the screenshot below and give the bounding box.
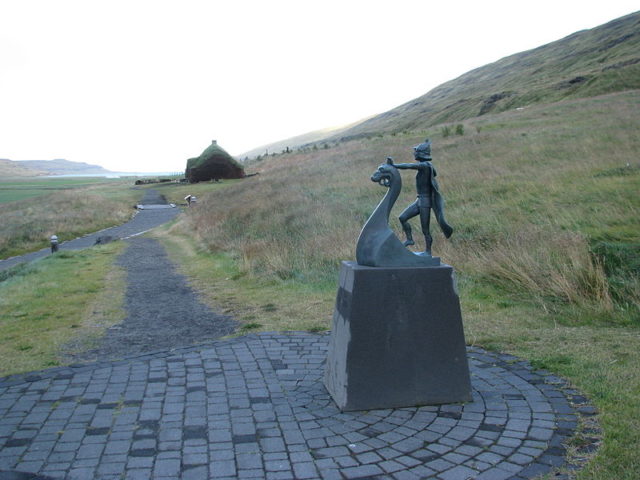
[387,156,420,170]
[392,163,422,170]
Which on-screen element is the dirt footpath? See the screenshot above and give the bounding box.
[69,236,237,363]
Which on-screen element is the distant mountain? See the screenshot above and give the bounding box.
[0,159,47,177]
[13,159,112,175]
[238,118,373,160]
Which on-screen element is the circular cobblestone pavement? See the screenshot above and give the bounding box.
[0,333,597,480]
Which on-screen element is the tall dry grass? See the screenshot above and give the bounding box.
[444,228,613,309]
[0,188,136,258]
[174,91,639,318]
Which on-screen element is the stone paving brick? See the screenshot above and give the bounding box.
[260,436,286,452]
[292,461,320,479]
[183,452,208,465]
[210,459,237,477]
[266,471,294,480]
[509,452,535,465]
[438,465,480,480]
[0,333,597,480]
[67,466,96,478]
[127,456,154,468]
[425,457,455,472]
[427,443,452,455]
[154,457,180,476]
[441,452,470,465]
[97,461,126,475]
[334,456,359,468]
[528,427,554,441]
[341,464,384,478]
[75,442,105,459]
[103,439,132,455]
[264,459,290,472]
[496,461,523,473]
[126,468,154,480]
[238,468,267,479]
[14,461,44,473]
[392,470,422,480]
[263,452,288,462]
[102,453,128,465]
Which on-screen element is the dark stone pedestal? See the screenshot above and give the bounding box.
[324,261,472,411]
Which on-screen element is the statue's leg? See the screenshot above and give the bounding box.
[419,207,433,255]
[399,202,419,247]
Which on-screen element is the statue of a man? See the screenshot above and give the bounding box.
[388,139,453,255]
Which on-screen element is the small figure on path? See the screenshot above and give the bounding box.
[50,234,59,253]
[388,139,453,255]
[184,194,197,206]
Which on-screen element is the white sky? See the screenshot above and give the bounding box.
[1,1,638,172]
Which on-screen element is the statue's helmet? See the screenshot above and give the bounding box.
[413,139,432,160]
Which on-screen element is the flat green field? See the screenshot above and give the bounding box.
[0,177,124,204]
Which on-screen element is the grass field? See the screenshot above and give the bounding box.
[0,243,126,376]
[135,177,243,206]
[0,177,142,258]
[0,177,123,204]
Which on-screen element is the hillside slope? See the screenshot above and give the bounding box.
[331,11,639,139]
[0,159,46,177]
[181,90,639,310]
[15,159,111,175]
[237,11,639,158]
[239,118,373,160]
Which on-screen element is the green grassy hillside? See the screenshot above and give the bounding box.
[334,12,640,138]
[332,11,640,140]
[245,10,638,157]
[176,91,640,322]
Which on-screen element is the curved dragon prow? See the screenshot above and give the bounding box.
[356,162,440,267]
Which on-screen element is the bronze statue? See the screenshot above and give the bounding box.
[355,139,452,267]
[389,139,453,255]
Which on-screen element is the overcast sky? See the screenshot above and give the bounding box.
[1,1,638,172]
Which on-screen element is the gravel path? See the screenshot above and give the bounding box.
[137,188,168,205]
[3,186,236,362]
[0,189,179,272]
[67,236,237,363]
